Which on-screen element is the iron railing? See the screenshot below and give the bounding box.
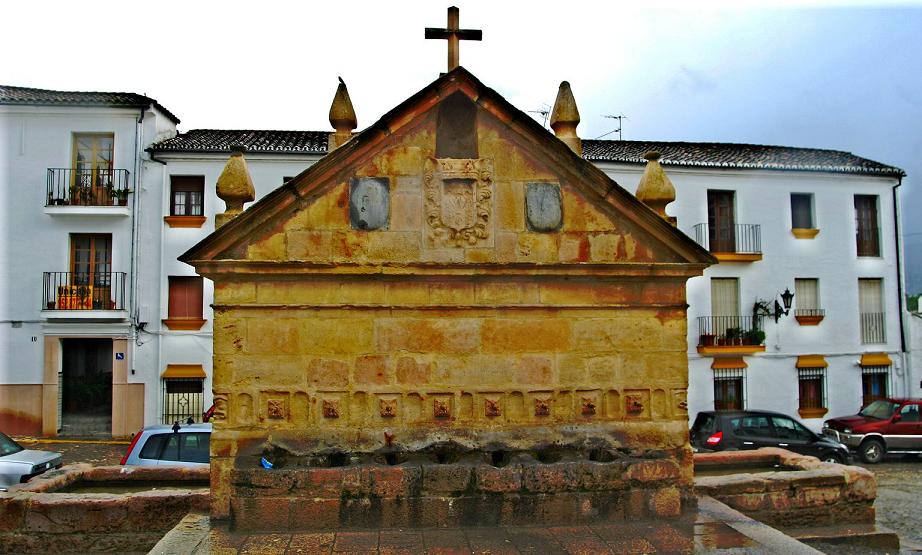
[162,378,205,425]
[860,312,886,344]
[794,308,825,318]
[46,168,131,207]
[697,315,764,346]
[42,272,127,311]
[693,223,762,254]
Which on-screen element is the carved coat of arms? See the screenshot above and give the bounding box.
[424,158,493,246]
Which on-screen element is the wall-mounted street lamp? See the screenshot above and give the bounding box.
[753,288,795,323]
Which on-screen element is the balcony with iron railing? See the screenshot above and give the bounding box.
[692,223,762,262]
[860,312,886,344]
[41,272,128,319]
[794,308,825,326]
[45,168,131,213]
[697,315,766,355]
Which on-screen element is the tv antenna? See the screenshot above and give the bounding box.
[528,103,551,128]
[595,114,627,140]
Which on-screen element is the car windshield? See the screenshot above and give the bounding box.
[0,432,24,456]
[859,400,899,419]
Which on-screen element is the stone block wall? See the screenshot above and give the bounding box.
[694,448,876,527]
[228,453,688,531]
[191,80,711,527]
[0,464,209,553]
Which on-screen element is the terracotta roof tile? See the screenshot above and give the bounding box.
[582,139,904,177]
[150,129,329,154]
[151,132,903,177]
[0,84,180,124]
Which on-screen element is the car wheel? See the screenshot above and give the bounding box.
[859,439,885,464]
[821,452,844,464]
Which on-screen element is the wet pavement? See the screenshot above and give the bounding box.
[854,455,922,552]
[13,436,128,466]
[152,497,822,554]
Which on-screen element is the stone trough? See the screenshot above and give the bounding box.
[229,445,688,531]
[694,448,877,527]
[0,464,209,554]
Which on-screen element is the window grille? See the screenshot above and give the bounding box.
[798,367,826,410]
[714,368,745,410]
[861,366,890,407]
[162,378,205,424]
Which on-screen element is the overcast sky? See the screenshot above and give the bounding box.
[5,1,922,290]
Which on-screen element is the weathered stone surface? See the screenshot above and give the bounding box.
[625,459,681,484]
[349,177,390,230]
[185,70,712,531]
[525,182,563,232]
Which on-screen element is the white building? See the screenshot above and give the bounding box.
[0,86,178,436]
[0,83,913,436]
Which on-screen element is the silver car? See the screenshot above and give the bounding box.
[121,423,211,467]
[0,432,62,491]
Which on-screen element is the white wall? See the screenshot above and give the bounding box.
[597,161,906,429]
[133,152,323,424]
[0,105,143,385]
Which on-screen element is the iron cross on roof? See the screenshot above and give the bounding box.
[425,6,482,72]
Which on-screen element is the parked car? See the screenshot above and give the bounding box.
[0,432,62,490]
[823,398,922,464]
[690,410,850,463]
[121,423,211,467]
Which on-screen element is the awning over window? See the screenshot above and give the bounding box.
[796,355,828,368]
[859,352,892,367]
[712,357,747,370]
[161,364,206,379]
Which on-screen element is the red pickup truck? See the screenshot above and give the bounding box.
[823,398,922,463]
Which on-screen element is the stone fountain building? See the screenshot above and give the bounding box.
[181,66,714,529]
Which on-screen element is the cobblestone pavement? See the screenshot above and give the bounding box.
[14,437,127,466]
[855,455,922,553]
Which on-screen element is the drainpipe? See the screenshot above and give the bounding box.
[892,175,908,394]
[130,109,144,377]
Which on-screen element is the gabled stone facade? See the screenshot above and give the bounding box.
[181,68,714,528]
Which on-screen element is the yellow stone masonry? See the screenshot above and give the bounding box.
[185,70,713,520]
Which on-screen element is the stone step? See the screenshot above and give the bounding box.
[780,523,901,553]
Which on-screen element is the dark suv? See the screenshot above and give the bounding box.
[690,410,850,463]
[823,398,922,463]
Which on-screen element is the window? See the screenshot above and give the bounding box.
[730,415,770,437]
[60,234,114,310]
[714,368,745,410]
[165,276,205,330]
[162,378,205,424]
[861,366,889,407]
[710,278,740,338]
[770,416,814,441]
[798,367,826,415]
[141,432,210,464]
[707,190,736,252]
[72,133,114,204]
[790,193,814,229]
[170,176,204,216]
[858,279,885,344]
[794,278,823,324]
[855,195,880,256]
[898,403,921,423]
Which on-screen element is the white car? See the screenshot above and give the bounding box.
[121,423,211,467]
[0,432,62,491]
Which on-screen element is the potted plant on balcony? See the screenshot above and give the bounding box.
[114,188,129,206]
[724,327,743,346]
[745,328,766,346]
[699,333,716,347]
